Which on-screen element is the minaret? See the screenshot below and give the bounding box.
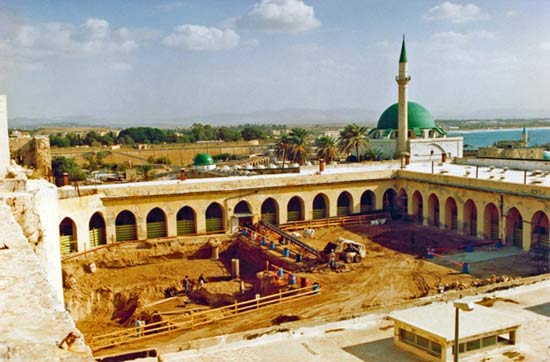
[521,127,528,147]
[396,35,411,155]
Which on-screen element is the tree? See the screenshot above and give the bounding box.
[51,157,86,186]
[315,136,338,163]
[338,123,369,162]
[217,127,242,142]
[274,134,290,170]
[288,128,310,165]
[241,125,266,141]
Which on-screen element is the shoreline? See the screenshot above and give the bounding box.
[447,125,550,134]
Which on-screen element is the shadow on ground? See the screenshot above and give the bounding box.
[342,337,419,362]
[525,302,550,317]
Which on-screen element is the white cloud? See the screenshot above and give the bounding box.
[235,0,321,33]
[162,25,239,51]
[424,2,488,23]
[540,42,550,51]
[506,10,520,17]
[431,30,495,46]
[7,18,140,56]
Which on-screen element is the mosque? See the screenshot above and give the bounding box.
[368,37,463,161]
[0,39,548,361]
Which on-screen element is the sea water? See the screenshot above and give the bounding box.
[448,128,550,149]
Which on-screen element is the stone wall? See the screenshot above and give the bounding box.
[477,147,543,160]
[0,198,92,360]
[9,136,52,178]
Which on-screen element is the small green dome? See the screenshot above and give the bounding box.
[193,153,215,166]
[377,101,435,130]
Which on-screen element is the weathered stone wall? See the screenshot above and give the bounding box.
[9,136,52,178]
[4,179,64,302]
[477,147,543,160]
[0,200,92,360]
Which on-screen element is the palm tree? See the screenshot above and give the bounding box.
[338,123,369,162]
[315,136,338,163]
[274,134,290,170]
[289,128,310,165]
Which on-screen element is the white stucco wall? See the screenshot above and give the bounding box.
[0,95,9,177]
[370,137,463,161]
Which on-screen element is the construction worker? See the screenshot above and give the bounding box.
[183,275,190,293]
[198,273,206,289]
[329,249,336,269]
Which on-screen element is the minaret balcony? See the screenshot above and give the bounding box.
[395,75,411,82]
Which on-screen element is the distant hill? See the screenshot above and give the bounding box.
[9,108,380,129]
[9,107,549,129]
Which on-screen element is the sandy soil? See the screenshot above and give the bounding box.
[62,222,538,356]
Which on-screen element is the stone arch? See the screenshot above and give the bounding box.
[397,188,408,217]
[428,194,440,227]
[337,192,352,216]
[383,188,397,218]
[205,202,225,233]
[59,217,77,254]
[147,207,167,239]
[412,191,423,223]
[463,199,477,237]
[444,197,458,231]
[89,212,106,248]
[234,200,253,226]
[531,211,549,251]
[360,190,375,213]
[115,210,137,242]
[483,203,500,240]
[287,196,304,222]
[313,193,329,219]
[261,198,279,224]
[505,207,523,248]
[177,206,196,235]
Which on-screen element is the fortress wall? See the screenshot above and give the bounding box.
[5,180,64,303]
[0,198,92,360]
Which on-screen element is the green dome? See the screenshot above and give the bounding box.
[377,101,435,130]
[193,153,215,166]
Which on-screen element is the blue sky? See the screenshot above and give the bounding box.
[0,0,549,123]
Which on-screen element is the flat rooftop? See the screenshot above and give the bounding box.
[389,303,521,342]
[58,160,550,199]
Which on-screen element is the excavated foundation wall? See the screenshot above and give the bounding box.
[63,237,233,323]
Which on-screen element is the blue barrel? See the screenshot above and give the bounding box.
[289,273,297,285]
[277,267,284,279]
[295,254,302,262]
[282,247,290,257]
[495,239,503,248]
[312,282,321,293]
[269,241,276,250]
[462,262,470,274]
[465,243,473,252]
